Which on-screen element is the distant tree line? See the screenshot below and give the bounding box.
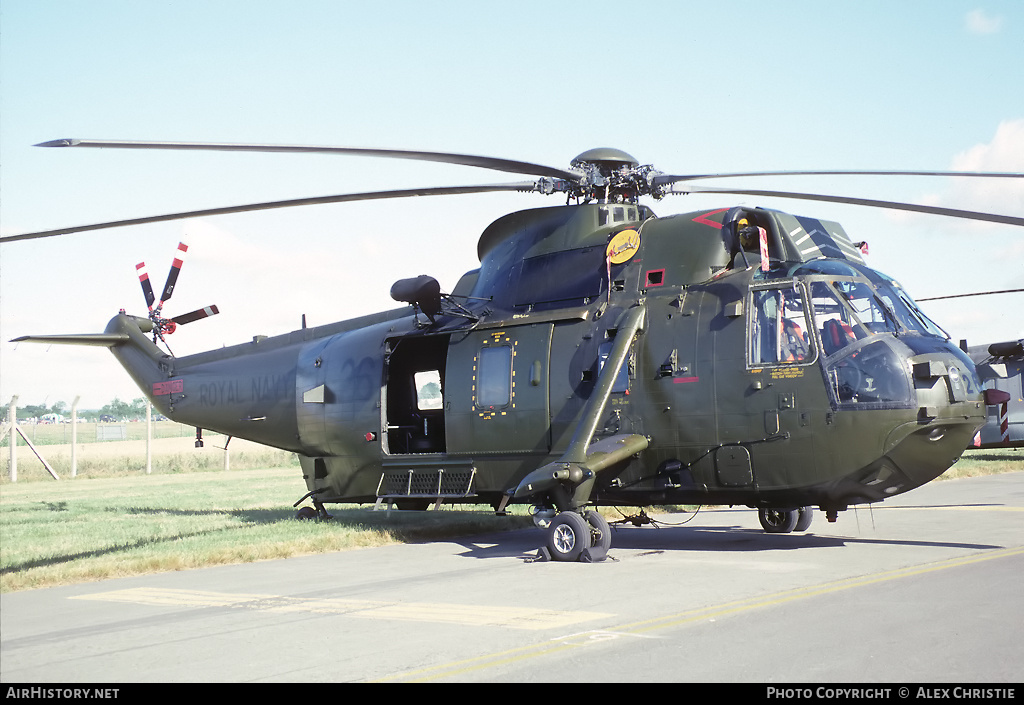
[15,397,152,422]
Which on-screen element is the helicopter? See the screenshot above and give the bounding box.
[5,139,1023,562]
[966,338,1023,448]
[912,287,1023,449]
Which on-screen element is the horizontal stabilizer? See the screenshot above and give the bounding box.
[10,333,130,347]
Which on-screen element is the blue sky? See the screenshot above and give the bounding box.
[1,0,1022,409]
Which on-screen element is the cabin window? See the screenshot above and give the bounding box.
[749,285,812,366]
[514,246,605,307]
[476,345,513,409]
[414,370,443,410]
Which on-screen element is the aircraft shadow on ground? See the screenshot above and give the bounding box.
[8,501,1005,574]
[449,522,1005,561]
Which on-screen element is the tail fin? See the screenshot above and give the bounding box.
[11,314,171,408]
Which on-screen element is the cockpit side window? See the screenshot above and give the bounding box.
[834,281,899,334]
[851,267,948,339]
[749,285,813,366]
[810,281,870,356]
[884,282,949,338]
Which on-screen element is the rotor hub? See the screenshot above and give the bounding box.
[567,148,657,204]
[570,148,640,172]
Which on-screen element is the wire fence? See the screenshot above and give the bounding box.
[1,419,202,447]
[3,398,297,483]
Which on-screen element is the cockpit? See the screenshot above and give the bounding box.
[748,259,980,408]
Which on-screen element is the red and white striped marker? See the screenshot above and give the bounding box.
[999,401,1010,446]
[136,261,155,309]
[157,241,188,309]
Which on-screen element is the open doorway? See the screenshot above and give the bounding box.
[384,335,449,454]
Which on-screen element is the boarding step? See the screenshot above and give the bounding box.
[374,460,477,510]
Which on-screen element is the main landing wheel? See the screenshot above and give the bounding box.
[546,512,592,562]
[295,506,318,521]
[758,507,799,533]
[584,510,612,553]
[794,506,814,531]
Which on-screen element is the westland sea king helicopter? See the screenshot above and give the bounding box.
[6,139,1023,561]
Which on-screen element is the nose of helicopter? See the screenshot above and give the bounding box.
[883,341,988,491]
[827,410,983,512]
[823,341,988,508]
[881,413,984,493]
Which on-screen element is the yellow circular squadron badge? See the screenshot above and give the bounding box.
[606,229,641,264]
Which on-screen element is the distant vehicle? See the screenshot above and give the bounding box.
[99,414,116,423]
[38,413,65,424]
[966,339,1023,448]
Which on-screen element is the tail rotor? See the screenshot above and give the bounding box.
[136,241,219,345]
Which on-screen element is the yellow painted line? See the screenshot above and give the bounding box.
[377,546,1024,682]
[620,546,1024,636]
[373,638,587,682]
[70,587,613,631]
[373,628,660,683]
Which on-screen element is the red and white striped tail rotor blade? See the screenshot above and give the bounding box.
[136,261,156,309]
[159,241,188,307]
[171,305,220,326]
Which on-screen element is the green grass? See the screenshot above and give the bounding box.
[1,446,1019,593]
[941,447,1024,479]
[1,446,299,482]
[1,431,300,483]
[0,466,533,593]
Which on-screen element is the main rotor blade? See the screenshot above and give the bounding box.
[916,288,1024,302]
[35,139,581,181]
[667,184,1024,227]
[654,169,1024,187]
[0,182,541,243]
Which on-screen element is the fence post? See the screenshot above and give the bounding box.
[7,396,17,482]
[71,396,81,478]
[146,403,152,475]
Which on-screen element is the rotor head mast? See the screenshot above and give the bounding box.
[562,148,664,204]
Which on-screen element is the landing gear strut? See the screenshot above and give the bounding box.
[293,488,334,521]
